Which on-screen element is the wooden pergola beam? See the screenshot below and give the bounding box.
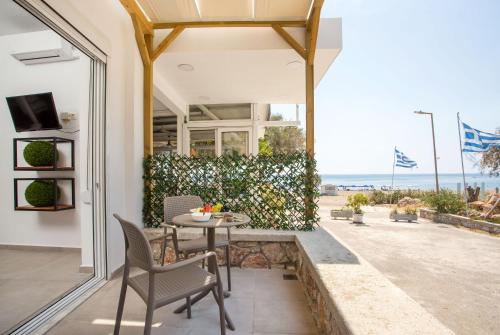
[131,14,151,67]
[120,0,152,34]
[153,20,306,29]
[144,34,154,156]
[271,24,306,60]
[306,0,324,65]
[151,26,184,61]
[304,0,324,157]
[120,0,154,156]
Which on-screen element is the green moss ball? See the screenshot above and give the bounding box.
[23,141,58,167]
[25,181,60,207]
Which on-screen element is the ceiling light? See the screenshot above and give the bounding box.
[287,61,303,69]
[177,64,194,72]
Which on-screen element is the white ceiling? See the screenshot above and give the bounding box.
[0,1,49,37]
[153,19,342,106]
[138,0,313,22]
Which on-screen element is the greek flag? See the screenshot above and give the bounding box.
[462,123,500,152]
[395,148,417,168]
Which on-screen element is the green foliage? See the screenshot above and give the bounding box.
[23,141,58,167]
[258,137,273,156]
[346,193,369,214]
[261,114,305,154]
[25,180,59,207]
[403,205,417,215]
[480,146,500,177]
[369,189,435,204]
[143,152,320,230]
[424,189,465,214]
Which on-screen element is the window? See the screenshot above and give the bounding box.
[189,104,251,121]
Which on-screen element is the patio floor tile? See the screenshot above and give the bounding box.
[46,268,318,335]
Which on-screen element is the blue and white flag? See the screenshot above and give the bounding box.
[462,123,500,152]
[395,148,417,168]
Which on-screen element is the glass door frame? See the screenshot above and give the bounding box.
[10,1,107,334]
[217,127,253,156]
[185,126,254,156]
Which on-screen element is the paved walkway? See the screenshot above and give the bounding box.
[319,197,500,335]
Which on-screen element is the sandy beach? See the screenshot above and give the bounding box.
[319,191,372,208]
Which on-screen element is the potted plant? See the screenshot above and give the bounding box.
[346,193,369,223]
[330,206,353,220]
[390,205,418,222]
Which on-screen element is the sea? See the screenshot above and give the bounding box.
[320,173,500,191]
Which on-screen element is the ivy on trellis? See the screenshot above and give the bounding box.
[143,152,320,231]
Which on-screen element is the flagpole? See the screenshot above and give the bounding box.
[391,146,396,204]
[457,113,468,208]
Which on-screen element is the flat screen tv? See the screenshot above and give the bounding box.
[6,92,62,132]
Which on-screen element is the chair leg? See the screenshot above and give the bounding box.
[201,257,205,269]
[114,279,128,335]
[160,236,167,266]
[213,287,226,335]
[186,296,192,319]
[225,245,231,291]
[144,299,154,335]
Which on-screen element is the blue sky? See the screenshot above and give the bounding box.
[313,0,500,174]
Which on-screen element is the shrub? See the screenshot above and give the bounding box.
[23,141,58,167]
[346,193,369,214]
[369,189,436,205]
[25,180,60,207]
[424,190,465,214]
[369,190,389,204]
[404,205,417,215]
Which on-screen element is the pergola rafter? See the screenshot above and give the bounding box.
[120,0,325,157]
[153,20,307,29]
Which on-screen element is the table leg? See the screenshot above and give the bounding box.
[174,227,232,323]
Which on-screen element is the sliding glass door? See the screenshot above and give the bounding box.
[1,1,107,334]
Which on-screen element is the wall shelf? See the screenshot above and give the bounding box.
[14,178,75,211]
[13,137,75,171]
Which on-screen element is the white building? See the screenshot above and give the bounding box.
[0,0,341,333]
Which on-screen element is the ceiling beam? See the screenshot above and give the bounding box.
[131,14,151,67]
[271,24,306,60]
[151,26,184,61]
[119,0,152,34]
[196,105,220,120]
[306,0,324,65]
[153,20,307,29]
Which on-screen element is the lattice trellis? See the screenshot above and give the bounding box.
[143,153,320,230]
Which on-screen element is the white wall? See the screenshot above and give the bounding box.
[0,30,90,252]
[45,0,145,275]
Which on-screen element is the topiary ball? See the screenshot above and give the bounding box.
[25,180,60,207]
[23,141,58,167]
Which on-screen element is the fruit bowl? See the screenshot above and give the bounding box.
[191,212,212,222]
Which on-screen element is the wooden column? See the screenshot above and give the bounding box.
[144,34,153,156]
[305,62,314,157]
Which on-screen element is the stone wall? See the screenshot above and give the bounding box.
[296,250,346,335]
[420,209,500,235]
[144,228,298,268]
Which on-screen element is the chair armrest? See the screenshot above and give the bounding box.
[151,251,216,273]
[160,222,177,230]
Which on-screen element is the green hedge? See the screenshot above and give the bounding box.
[143,153,320,230]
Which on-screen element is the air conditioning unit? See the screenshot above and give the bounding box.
[11,35,78,65]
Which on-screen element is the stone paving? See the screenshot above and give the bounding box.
[319,197,500,335]
[46,268,318,335]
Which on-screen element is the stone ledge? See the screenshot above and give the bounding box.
[420,208,500,235]
[296,228,454,335]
